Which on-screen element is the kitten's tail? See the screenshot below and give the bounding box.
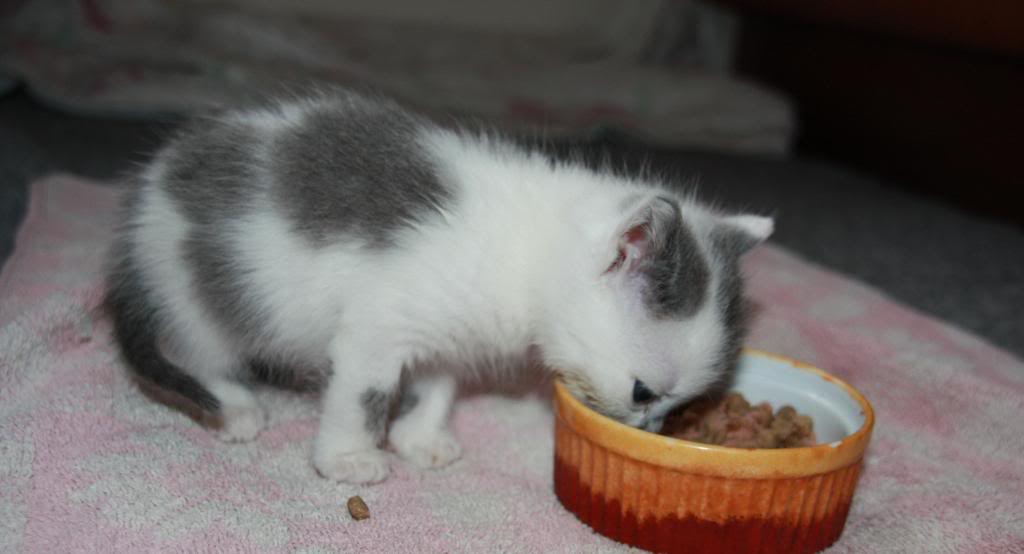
[105,260,222,413]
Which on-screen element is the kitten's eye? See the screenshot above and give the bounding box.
[632,379,656,404]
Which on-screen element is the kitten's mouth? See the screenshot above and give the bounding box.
[615,409,649,430]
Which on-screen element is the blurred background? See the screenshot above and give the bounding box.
[1,0,1021,354]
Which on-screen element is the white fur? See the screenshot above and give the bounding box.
[724,214,774,241]
[127,100,771,484]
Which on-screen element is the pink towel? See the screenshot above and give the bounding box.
[2,175,1022,553]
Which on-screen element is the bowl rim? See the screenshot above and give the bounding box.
[553,349,876,478]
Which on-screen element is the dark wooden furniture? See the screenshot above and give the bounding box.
[716,1,1024,224]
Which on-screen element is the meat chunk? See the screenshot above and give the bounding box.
[661,392,816,448]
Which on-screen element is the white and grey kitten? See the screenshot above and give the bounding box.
[105,89,772,484]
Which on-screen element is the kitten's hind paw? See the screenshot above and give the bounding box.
[391,429,462,469]
[314,449,391,484]
[213,404,266,443]
[207,381,265,443]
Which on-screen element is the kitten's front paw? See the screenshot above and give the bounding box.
[391,429,463,469]
[314,449,391,484]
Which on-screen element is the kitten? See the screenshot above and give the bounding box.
[105,89,772,484]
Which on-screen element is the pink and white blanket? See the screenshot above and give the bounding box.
[2,175,1023,553]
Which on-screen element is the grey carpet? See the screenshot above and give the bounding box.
[1,88,1021,357]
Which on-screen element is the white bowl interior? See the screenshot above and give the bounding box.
[730,354,867,445]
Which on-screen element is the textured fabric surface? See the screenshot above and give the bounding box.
[2,175,1023,553]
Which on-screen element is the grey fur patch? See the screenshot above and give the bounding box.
[709,226,756,371]
[160,118,268,341]
[183,229,267,341]
[272,95,453,247]
[360,388,393,440]
[395,388,419,419]
[642,197,710,318]
[162,118,261,226]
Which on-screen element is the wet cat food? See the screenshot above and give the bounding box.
[661,392,816,448]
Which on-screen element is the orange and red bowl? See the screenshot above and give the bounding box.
[553,350,874,554]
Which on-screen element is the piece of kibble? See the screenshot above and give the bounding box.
[776,405,797,420]
[347,495,370,521]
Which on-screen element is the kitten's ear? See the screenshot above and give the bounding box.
[716,214,774,255]
[605,196,679,274]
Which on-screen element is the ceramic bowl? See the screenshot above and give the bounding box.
[553,350,874,554]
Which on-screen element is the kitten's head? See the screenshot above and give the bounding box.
[540,193,772,432]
